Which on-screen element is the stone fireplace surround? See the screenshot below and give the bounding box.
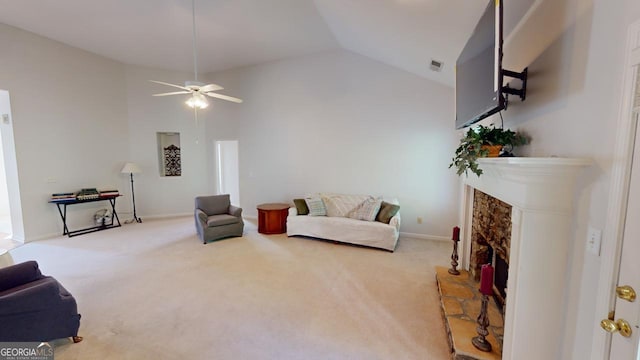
[460,157,590,360]
[470,189,512,307]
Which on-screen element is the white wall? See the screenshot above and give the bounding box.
[204,50,461,237]
[0,23,130,240]
[0,91,20,238]
[478,0,640,358]
[123,65,210,218]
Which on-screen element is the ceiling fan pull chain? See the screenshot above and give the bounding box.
[192,0,198,82]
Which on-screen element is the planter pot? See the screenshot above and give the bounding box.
[482,145,503,157]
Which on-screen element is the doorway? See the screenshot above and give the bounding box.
[215,140,240,207]
[0,90,25,244]
[591,18,640,359]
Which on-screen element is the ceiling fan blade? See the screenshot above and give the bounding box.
[199,84,224,92]
[204,92,243,103]
[149,80,191,91]
[153,91,191,96]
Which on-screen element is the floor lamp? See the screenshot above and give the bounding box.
[121,162,142,224]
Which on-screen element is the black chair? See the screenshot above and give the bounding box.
[0,261,82,343]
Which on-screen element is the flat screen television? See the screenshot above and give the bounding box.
[455,0,504,129]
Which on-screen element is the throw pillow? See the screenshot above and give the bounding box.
[348,197,382,221]
[305,197,327,216]
[293,198,309,215]
[322,194,371,217]
[376,201,400,224]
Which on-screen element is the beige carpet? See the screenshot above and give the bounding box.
[8,217,452,359]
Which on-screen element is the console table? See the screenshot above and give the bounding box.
[50,196,122,237]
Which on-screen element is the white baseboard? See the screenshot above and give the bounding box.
[28,232,63,242]
[399,232,449,242]
[10,234,25,243]
[243,215,257,221]
[136,213,192,220]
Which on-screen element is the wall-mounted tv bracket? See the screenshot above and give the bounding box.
[501,67,528,109]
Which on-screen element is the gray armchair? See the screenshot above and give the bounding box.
[195,194,244,244]
[0,261,82,343]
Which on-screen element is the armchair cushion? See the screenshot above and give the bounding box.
[207,214,241,227]
[196,194,230,215]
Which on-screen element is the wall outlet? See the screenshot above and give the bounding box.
[586,226,602,256]
[417,216,423,224]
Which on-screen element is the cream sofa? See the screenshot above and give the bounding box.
[286,194,401,251]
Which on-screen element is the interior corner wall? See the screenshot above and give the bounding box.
[203,49,461,237]
[123,65,210,218]
[478,0,640,358]
[0,23,130,241]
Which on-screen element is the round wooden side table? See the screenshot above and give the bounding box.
[257,203,290,234]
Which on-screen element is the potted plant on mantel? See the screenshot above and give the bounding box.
[449,124,528,177]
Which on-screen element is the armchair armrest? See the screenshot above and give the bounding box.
[0,277,61,315]
[196,209,208,223]
[0,261,44,291]
[288,207,298,216]
[228,205,243,218]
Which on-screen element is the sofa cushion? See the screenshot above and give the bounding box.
[207,214,241,227]
[287,214,399,251]
[321,194,372,217]
[293,199,309,215]
[305,198,327,216]
[348,198,382,221]
[376,201,401,224]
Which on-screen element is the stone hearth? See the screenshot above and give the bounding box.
[436,266,503,360]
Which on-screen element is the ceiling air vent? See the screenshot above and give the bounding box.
[430,59,444,72]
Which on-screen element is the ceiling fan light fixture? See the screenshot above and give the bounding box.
[150,0,242,110]
[186,93,209,109]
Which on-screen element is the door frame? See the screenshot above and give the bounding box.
[590,18,640,359]
[214,140,240,206]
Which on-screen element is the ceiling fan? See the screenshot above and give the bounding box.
[150,0,243,109]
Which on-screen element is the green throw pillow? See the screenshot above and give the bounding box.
[376,201,400,224]
[293,198,309,215]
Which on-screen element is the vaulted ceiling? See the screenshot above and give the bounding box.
[0,0,535,87]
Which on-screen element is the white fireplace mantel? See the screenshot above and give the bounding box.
[461,157,591,359]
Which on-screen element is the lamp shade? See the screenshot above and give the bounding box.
[121,162,141,174]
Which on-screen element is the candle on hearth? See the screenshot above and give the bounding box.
[452,226,460,241]
[479,264,494,296]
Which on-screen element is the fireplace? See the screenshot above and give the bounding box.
[460,157,590,359]
[470,189,511,313]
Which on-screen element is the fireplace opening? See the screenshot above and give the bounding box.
[488,244,508,314]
